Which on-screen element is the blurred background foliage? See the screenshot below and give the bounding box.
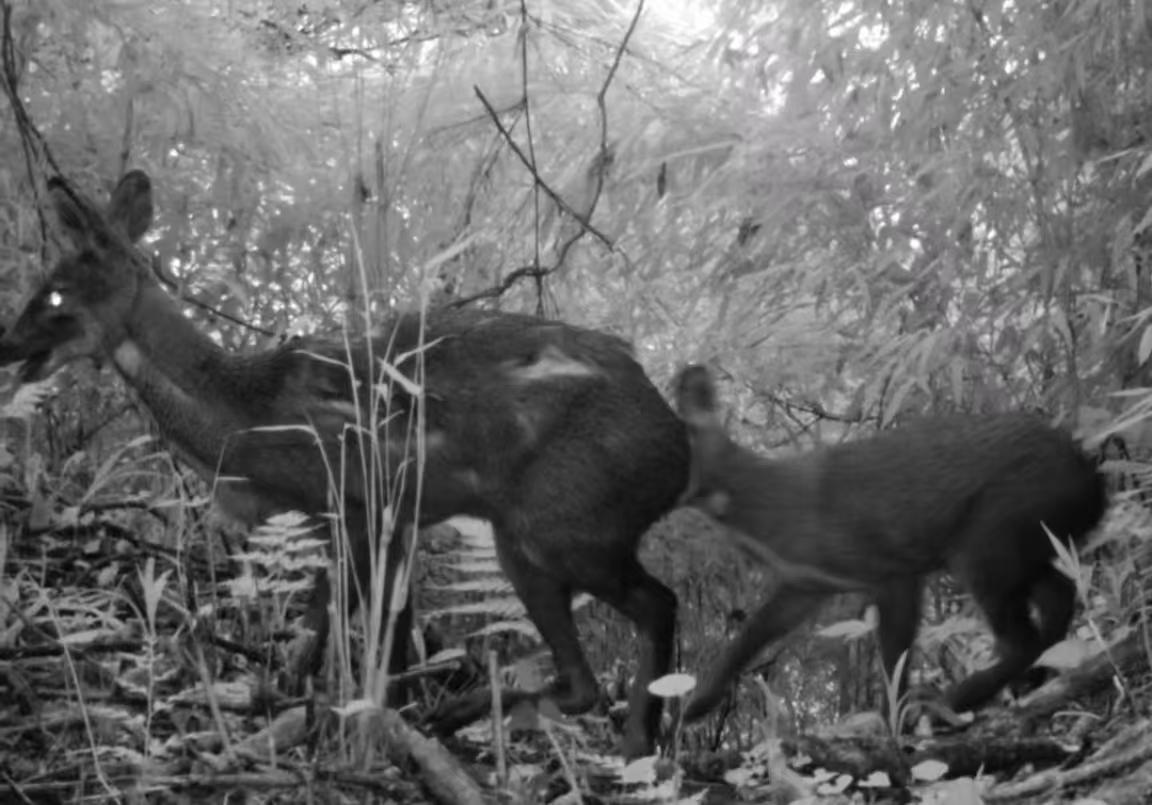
[2,0,1151,753]
[4,0,1148,422]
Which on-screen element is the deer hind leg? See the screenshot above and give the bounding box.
[1031,564,1077,646]
[426,535,598,738]
[505,557,599,715]
[685,584,827,722]
[593,560,677,759]
[1010,564,1077,697]
[948,559,1074,713]
[427,521,676,759]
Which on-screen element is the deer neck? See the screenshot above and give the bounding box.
[110,282,260,475]
[714,443,810,540]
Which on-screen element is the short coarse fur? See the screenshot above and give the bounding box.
[675,365,1107,721]
[0,171,690,758]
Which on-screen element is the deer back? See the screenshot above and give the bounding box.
[675,364,1105,585]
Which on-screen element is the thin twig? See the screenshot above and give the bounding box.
[472,86,613,249]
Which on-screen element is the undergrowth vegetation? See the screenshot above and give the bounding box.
[4,0,1152,801]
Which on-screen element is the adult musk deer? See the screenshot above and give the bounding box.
[0,170,688,758]
[673,364,1107,722]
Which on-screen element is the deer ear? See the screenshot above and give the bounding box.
[675,364,727,432]
[106,170,154,243]
[47,172,154,251]
[677,364,714,405]
[47,177,103,251]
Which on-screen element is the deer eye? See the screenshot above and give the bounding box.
[47,290,64,308]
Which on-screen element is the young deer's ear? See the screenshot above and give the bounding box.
[674,363,725,430]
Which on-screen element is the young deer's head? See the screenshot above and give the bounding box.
[0,171,155,382]
[673,363,734,519]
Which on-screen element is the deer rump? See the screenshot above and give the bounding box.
[675,365,1107,722]
[0,171,689,759]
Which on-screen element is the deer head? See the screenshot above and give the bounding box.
[674,363,734,518]
[0,171,155,381]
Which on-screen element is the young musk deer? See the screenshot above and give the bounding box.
[0,170,689,758]
[673,364,1107,722]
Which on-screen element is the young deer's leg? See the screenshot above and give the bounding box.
[873,576,924,696]
[596,560,677,759]
[685,585,827,721]
[1031,565,1077,647]
[1010,564,1079,698]
[948,562,1073,712]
